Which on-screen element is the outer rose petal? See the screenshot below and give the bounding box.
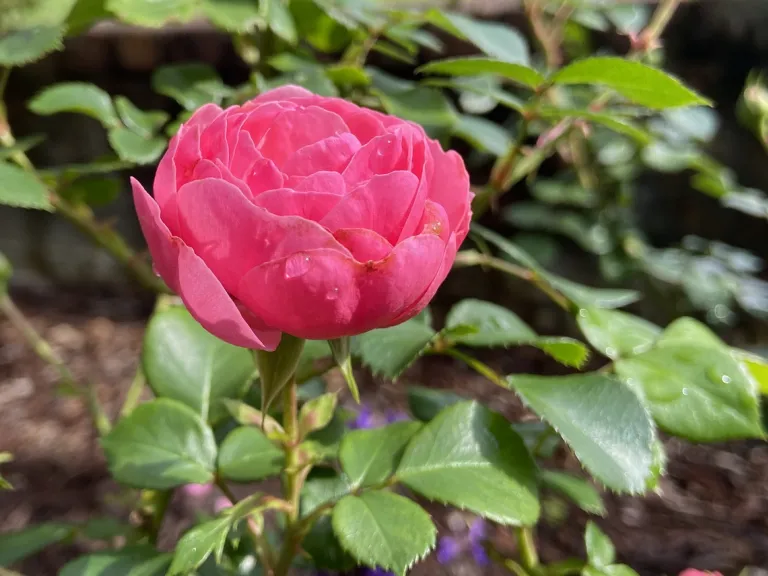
[342,130,409,186]
[175,178,350,293]
[176,245,281,350]
[292,171,346,195]
[427,142,472,240]
[237,234,445,339]
[174,125,203,188]
[131,178,278,350]
[245,157,285,196]
[131,178,178,290]
[185,102,224,128]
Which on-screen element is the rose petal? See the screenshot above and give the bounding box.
[250,85,315,105]
[176,244,280,350]
[343,129,408,187]
[244,157,285,197]
[292,171,346,195]
[259,106,350,168]
[132,178,278,350]
[237,234,444,339]
[427,142,472,241]
[345,111,387,144]
[154,135,179,208]
[333,228,393,262]
[388,232,456,326]
[192,159,221,180]
[229,132,259,179]
[176,178,349,293]
[241,101,295,150]
[174,125,203,189]
[321,171,419,245]
[253,188,340,221]
[199,108,232,165]
[282,133,361,177]
[185,102,224,128]
[416,199,450,242]
[131,177,179,290]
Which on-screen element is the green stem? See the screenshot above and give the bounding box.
[145,490,172,545]
[453,251,571,311]
[441,347,508,389]
[546,559,586,576]
[120,369,146,417]
[274,376,306,576]
[639,0,681,49]
[0,295,111,435]
[516,527,540,572]
[215,479,276,574]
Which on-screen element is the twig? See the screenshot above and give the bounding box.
[0,295,111,435]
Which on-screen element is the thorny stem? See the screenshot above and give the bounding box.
[0,295,111,436]
[274,376,306,576]
[453,250,571,311]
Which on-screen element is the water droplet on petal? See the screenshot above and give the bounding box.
[326,287,340,301]
[285,254,311,279]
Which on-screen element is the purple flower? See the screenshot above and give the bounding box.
[385,410,410,424]
[468,518,487,542]
[349,406,375,429]
[470,541,490,566]
[437,536,461,564]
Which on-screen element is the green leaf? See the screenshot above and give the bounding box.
[544,273,640,309]
[81,517,138,541]
[59,176,120,207]
[332,491,436,576]
[106,0,197,27]
[551,57,711,109]
[508,373,655,493]
[397,401,539,525]
[66,0,111,35]
[585,565,641,576]
[28,82,119,127]
[152,63,231,110]
[142,307,255,423]
[301,470,353,516]
[655,317,723,348]
[407,386,465,422]
[101,398,217,489]
[0,26,63,66]
[427,10,530,65]
[540,470,605,515]
[0,523,73,567]
[585,521,615,567]
[418,57,544,89]
[376,85,457,136]
[444,299,589,368]
[737,351,768,395]
[325,64,371,88]
[0,161,52,210]
[60,547,171,576]
[299,392,338,438]
[340,421,422,488]
[114,96,168,137]
[201,0,261,32]
[217,426,283,482]
[453,114,513,157]
[256,333,305,414]
[0,134,46,160]
[576,308,661,359]
[538,107,652,144]
[222,399,283,436]
[168,517,230,576]
[615,344,764,442]
[261,0,297,43]
[353,319,436,380]
[107,128,166,165]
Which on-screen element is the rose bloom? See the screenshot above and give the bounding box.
[132,86,472,350]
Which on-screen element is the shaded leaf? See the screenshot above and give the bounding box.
[407,386,465,422]
[418,57,544,89]
[217,426,283,482]
[28,82,119,127]
[168,517,230,576]
[152,63,231,110]
[353,319,436,380]
[585,521,615,567]
[0,161,52,210]
[101,398,217,489]
[142,307,254,423]
[107,128,166,165]
[540,470,605,515]
[60,547,171,576]
[114,96,168,137]
[0,26,63,66]
[453,114,512,157]
[0,523,73,567]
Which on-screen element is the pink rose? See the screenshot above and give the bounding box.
[679,570,723,576]
[132,85,472,349]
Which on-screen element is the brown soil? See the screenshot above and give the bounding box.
[2,297,768,576]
